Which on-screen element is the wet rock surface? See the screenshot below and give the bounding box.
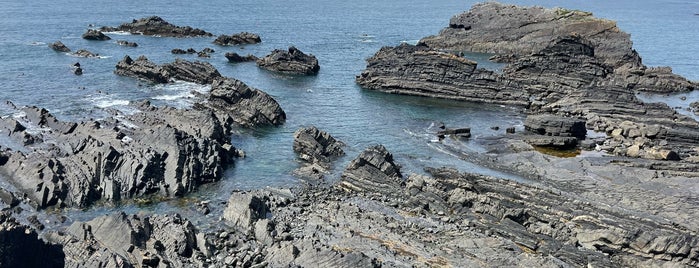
[116,40,138,47]
[72,49,99,58]
[49,41,70,52]
[100,16,213,37]
[82,29,111,41]
[257,46,320,75]
[225,52,258,63]
[214,32,261,46]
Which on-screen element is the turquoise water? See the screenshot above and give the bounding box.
[0,0,697,219]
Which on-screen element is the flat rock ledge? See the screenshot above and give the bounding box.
[100,16,213,38]
[214,32,261,46]
[257,46,320,75]
[0,101,235,209]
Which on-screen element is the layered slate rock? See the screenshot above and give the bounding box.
[49,41,70,52]
[81,29,111,41]
[419,2,695,93]
[46,212,210,267]
[206,77,286,127]
[0,102,235,208]
[292,126,344,179]
[523,114,586,148]
[225,52,258,63]
[100,16,213,37]
[339,145,403,195]
[115,55,221,84]
[257,46,320,75]
[214,32,261,46]
[356,43,528,106]
[223,192,269,232]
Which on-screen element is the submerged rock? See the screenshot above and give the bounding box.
[72,49,99,58]
[49,41,70,52]
[214,32,261,46]
[257,46,320,75]
[116,40,138,47]
[225,52,258,63]
[81,29,111,41]
[100,16,213,37]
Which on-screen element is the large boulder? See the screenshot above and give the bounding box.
[207,77,286,127]
[356,43,529,106]
[100,16,213,37]
[524,114,587,139]
[82,29,111,41]
[257,46,320,75]
[49,41,70,52]
[225,52,258,63]
[0,102,235,208]
[223,192,269,232]
[214,32,261,46]
[293,126,344,164]
[115,55,170,83]
[339,145,403,195]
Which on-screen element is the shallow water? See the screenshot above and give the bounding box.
[0,0,697,221]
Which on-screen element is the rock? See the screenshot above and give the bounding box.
[506,127,516,134]
[0,188,20,208]
[691,101,699,115]
[100,16,213,37]
[116,40,138,47]
[524,114,586,139]
[201,48,215,53]
[197,51,210,58]
[49,41,70,52]
[339,145,403,195]
[214,32,261,46]
[115,55,221,84]
[523,135,579,148]
[0,214,65,267]
[257,46,320,75]
[186,48,197,54]
[171,48,187,54]
[81,29,111,41]
[0,102,235,208]
[293,126,344,164]
[356,43,529,106]
[206,77,286,127]
[73,66,83,75]
[223,192,269,231]
[437,127,471,138]
[225,52,258,63]
[72,49,99,58]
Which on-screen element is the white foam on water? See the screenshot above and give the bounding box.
[95,99,129,108]
[102,31,132,35]
[29,41,47,46]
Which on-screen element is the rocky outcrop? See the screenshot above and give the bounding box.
[0,212,65,267]
[171,48,197,54]
[116,40,138,47]
[356,43,529,106]
[293,126,344,164]
[114,55,221,84]
[223,192,269,232]
[100,16,213,37]
[213,32,261,46]
[206,77,286,127]
[418,2,695,93]
[49,41,70,52]
[257,46,320,75]
[225,52,258,63]
[82,29,111,41]
[339,145,403,195]
[523,114,586,148]
[0,102,235,208]
[72,49,99,58]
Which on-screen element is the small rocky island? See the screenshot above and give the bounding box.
[1,2,699,267]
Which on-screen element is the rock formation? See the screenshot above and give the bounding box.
[72,49,99,58]
[213,32,261,46]
[81,29,111,41]
[339,145,403,195]
[225,52,258,63]
[49,41,70,52]
[257,46,320,75]
[116,40,138,47]
[522,114,586,148]
[100,16,213,37]
[292,126,344,179]
[115,55,221,84]
[206,77,286,127]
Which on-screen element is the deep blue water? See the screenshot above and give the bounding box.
[0,0,697,219]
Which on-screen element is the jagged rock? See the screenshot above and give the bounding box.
[49,41,70,52]
[171,48,187,54]
[356,43,529,106]
[339,145,403,195]
[293,126,344,164]
[524,114,586,139]
[257,46,320,75]
[82,29,111,41]
[225,52,258,63]
[206,77,286,127]
[0,213,65,267]
[691,101,699,115]
[116,40,138,47]
[72,49,99,58]
[100,16,213,37]
[115,55,221,84]
[197,51,210,58]
[0,102,235,208]
[214,32,261,46]
[223,192,269,232]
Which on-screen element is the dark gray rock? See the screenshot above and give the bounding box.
[339,145,403,195]
[524,114,586,139]
[257,46,320,75]
[206,77,286,127]
[115,55,170,83]
[214,32,261,46]
[293,126,344,164]
[49,41,70,52]
[223,192,269,232]
[690,101,699,115]
[0,213,65,267]
[225,52,258,63]
[82,29,111,41]
[171,48,187,54]
[72,49,99,58]
[116,40,138,47]
[115,55,221,84]
[100,16,213,37]
[356,43,529,106]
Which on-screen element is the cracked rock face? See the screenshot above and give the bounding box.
[257,46,320,75]
[100,16,213,37]
[339,145,403,195]
[0,102,235,208]
[214,32,261,46]
[206,77,287,127]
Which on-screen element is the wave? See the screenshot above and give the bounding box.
[29,41,47,46]
[95,99,130,108]
[101,31,132,35]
